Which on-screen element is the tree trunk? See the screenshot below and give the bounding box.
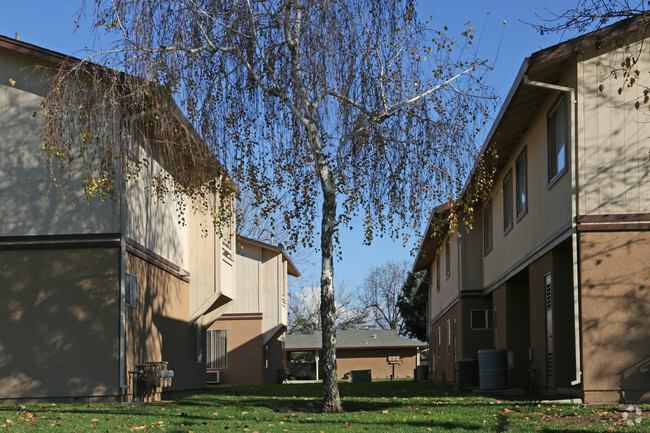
[320,178,342,413]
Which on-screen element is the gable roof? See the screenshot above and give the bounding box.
[236,235,300,277]
[285,329,424,351]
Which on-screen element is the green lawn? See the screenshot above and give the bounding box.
[1,381,648,432]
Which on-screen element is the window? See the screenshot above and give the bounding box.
[483,199,493,255]
[548,96,567,184]
[436,255,440,292]
[436,327,441,358]
[193,319,203,363]
[207,329,227,369]
[445,239,451,279]
[516,149,528,220]
[125,272,137,308]
[471,309,494,330]
[503,170,513,234]
[446,319,451,355]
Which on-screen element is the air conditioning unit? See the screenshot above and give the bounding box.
[207,371,222,384]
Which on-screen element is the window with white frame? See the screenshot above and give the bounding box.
[193,319,203,363]
[207,329,227,369]
[471,309,494,330]
[548,96,567,184]
[446,319,451,355]
[436,327,441,358]
[516,149,528,220]
[125,272,137,308]
[483,199,493,255]
[503,170,513,234]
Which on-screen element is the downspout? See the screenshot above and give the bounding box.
[119,165,128,392]
[523,76,582,386]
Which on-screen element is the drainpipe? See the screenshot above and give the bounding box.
[119,165,128,392]
[523,76,582,386]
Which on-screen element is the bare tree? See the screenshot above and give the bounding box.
[288,280,368,334]
[43,0,495,412]
[529,1,650,112]
[358,260,409,332]
[530,1,649,34]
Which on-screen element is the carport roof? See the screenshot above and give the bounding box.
[284,329,425,351]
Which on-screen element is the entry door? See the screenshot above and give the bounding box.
[544,273,554,387]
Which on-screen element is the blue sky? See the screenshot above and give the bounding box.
[0,0,579,292]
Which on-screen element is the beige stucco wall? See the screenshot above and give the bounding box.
[336,348,419,380]
[577,42,650,215]
[125,252,205,397]
[0,48,121,237]
[207,317,264,384]
[579,231,650,403]
[0,247,120,400]
[483,69,574,286]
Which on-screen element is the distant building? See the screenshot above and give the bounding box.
[285,329,424,380]
[206,235,300,384]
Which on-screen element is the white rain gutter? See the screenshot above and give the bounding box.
[523,76,582,386]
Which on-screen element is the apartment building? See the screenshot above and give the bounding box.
[414,17,650,403]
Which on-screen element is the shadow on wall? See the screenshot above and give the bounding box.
[581,120,650,214]
[0,83,121,237]
[619,356,650,402]
[125,251,204,396]
[581,233,650,401]
[0,248,120,399]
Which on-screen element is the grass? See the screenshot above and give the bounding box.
[1,380,648,432]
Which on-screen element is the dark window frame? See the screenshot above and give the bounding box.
[483,199,493,255]
[516,147,528,221]
[547,95,568,187]
[503,169,513,235]
[470,309,494,330]
[445,238,451,280]
[436,255,440,292]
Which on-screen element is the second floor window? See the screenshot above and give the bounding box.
[516,149,528,219]
[445,239,451,279]
[548,96,568,184]
[483,199,493,255]
[503,170,513,234]
[436,255,440,292]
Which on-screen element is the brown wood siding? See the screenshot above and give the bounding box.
[578,43,650,216]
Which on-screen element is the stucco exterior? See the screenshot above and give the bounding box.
[0,247,120,401]
[579,230,650,403]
